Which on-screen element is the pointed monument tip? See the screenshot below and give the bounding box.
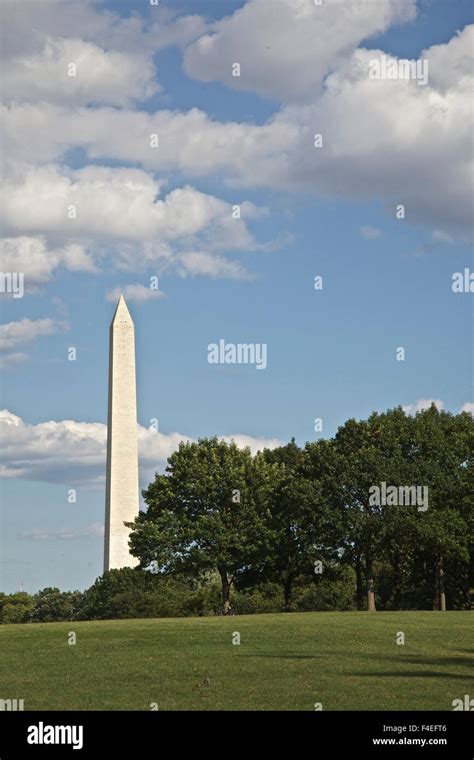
[111,291,133,325]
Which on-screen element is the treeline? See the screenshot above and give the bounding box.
[128,406,473,613]
[0,566,356,623]
[2,405,472,623]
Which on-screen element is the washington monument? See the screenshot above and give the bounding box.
[103,294,139,571]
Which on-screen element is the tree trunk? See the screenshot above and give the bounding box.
[438,556,446,611]
[219,567,231,614]
[366,558,376,612]
[283,574,293,611]
[355,557,364,610]
[462,573,471,610]
[393,554,402,610]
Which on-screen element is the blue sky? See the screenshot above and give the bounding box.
[0,0,472,594]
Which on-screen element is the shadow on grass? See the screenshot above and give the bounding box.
[350,670,471,680]
[396,656,474,669]
[360,653,474,672]
[239,653,322,660]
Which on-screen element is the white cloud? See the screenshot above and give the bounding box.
[360,225,382,239]
[0,165,266,279]
[178,252,253,281]
[402,398,444,415]
[423,27,473,93]
[0,0,207,112]
[4,19,471,240]
[0,317,68,351]
[0,410,282,488]
[0,5,471,256]
[0,102,294,178]
[220,434,282,455]
[0,236,96,289]
[106,284,165,304]
[1,164,262,249]
[403,399,474,418]
[1,37,158,106]
[183,0,416,102]
[0,0,206,60]
[0,410,108,486]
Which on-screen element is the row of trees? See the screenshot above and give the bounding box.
[0,566,356,623]
[127,406,473,613]
[1,406,471,623]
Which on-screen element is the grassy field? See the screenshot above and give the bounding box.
[0,611,472,710]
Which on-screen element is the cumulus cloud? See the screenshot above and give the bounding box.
[0,410,282,488]
[403,399,474,417]
[423,26,474,93]
[220,434,282,454]
[0,102,294,177]
[183,0,416,102]
[0,0,207,117]
[0,236,96,289]
[1,37,158,106]
[0,0,206,60]
[177,252,253,281]
[0,410,108,486]
[4,19,471,240]
[1,166,264,270]
[106,284,165,304]
[0,317,68,351]
[402,399,444,415]
[0,163,267,280]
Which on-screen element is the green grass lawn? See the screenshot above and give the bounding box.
[0,612,472,710]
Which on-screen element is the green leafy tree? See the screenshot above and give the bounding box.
[323,406,473,611]
[0,592,34,624]
[80,568,151,619]
[322,409,421,611]
[30,587,83,622]
[408,407,473,610]
[128,437,279,612]
[261,439,336,609]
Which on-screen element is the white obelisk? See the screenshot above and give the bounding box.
[104,294,139,571]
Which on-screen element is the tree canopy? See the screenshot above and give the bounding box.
[127,406,473,613]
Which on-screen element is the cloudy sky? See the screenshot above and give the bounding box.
[0,0,472,593]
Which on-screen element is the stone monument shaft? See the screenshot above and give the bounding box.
[104,294,139,571]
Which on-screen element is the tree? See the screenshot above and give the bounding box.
[80,568,152,619]
[325,405,473,611]
[408,407,473,610]
[261,439,336,609]
[0,592,34,624]
[128,437,278,613]
[30,587,83,622]
[325,408,419,611]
